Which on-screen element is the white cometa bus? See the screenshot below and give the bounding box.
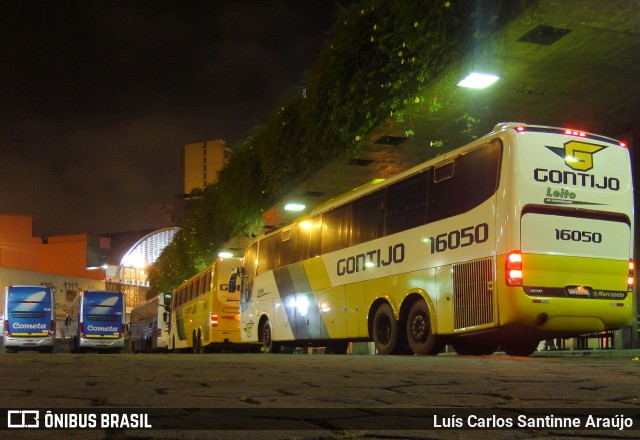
[169,257,259,353]
[229,122,635,356]
[2,285,56,353]
[129,293,171,353]
[66,290,126,353]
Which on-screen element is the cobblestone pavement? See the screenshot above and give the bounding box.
[0,347,639,439]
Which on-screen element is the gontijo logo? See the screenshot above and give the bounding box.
[535,140,619,192]
[545,141,606,171]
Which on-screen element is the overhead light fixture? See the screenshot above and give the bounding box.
[457,72,499,89]
[284,203,305,212]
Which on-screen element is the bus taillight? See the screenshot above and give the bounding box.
[628,259,635,291]
[49,320,56,336]
[3,319,10,336]
[211,313,219,327]
[79,322,85,338]
[506,251,523,286]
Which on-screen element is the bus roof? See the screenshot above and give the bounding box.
[255,122,627,241]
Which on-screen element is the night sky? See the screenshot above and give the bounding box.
[0,0,351,237]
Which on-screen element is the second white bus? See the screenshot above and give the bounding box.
[129,293,171,353]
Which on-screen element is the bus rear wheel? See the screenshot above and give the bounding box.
[406,301,443,355]
[261,320,281,354]
[373,303,398,355]
[192,331,203,354]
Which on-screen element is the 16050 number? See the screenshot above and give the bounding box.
[429,223,489,254]
[554,229,602,243]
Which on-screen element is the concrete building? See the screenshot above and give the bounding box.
[181,139,231,199]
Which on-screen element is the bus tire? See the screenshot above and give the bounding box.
[502,339,538,357]
[372,303,398,355]
[261,320,281,354]
[406,300,443,355]
[193,331,203,354]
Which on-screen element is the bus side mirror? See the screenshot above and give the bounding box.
[228,268,242,293]
[228,273,238,293]
[64,315,70,327]
[163,311,169,324]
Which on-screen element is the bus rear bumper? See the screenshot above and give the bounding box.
[79,337,125,350]
[498,288,633,337]
[3,335,55,349]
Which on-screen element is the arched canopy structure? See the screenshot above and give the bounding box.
[116,227,179,287]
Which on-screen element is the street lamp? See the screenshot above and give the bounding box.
[457,72,499,89]
[284,203,305,212]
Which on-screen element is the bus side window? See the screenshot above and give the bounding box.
[322,204,351,254]
[204,270,212,293]
[351,188,385,245]
[308,216,323,259]
[257,234,277,276]
[385,171,429,235]
[428,159,460,223]
[242,242,258,308]
[458,140,502,212]
[277,225,297,268]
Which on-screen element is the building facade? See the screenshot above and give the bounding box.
[0,214,106,337]
[181,139,231,199]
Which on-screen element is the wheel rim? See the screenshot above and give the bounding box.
[411,313,427,342]
[377,315,392,345]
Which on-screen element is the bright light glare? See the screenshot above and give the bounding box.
[122,253,146,269]
[284,203,306,211]
[287,295,310,317]
[218,251,233,258]
[457,72,499,89]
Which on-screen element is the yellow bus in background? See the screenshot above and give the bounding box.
[230,122,634,356]
[170,257,258,353]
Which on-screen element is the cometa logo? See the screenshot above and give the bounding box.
[12,322,47,330]
[86,325,119,333]
[545,141,606,172]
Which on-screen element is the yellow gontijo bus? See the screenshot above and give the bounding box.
[229,122,635,356]
[169,257,255,353]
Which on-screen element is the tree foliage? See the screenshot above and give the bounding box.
[147,0,529,293]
